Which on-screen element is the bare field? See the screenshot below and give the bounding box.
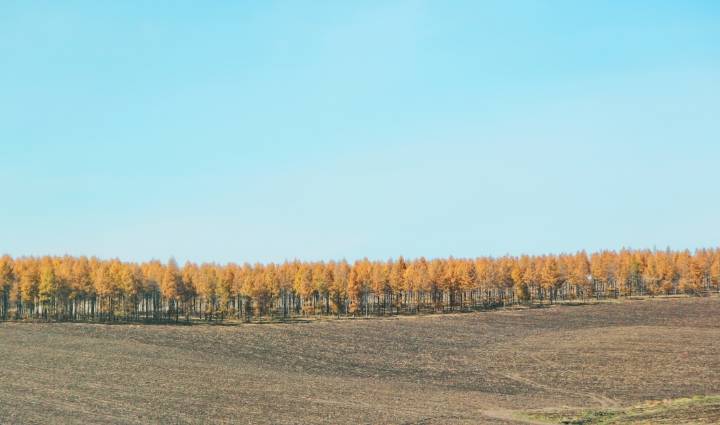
[1,297,719,424]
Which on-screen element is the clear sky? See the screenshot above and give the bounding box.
[2,1,719,264]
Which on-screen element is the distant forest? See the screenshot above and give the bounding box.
[1,249,719,322]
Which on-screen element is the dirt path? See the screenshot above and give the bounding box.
[498,370,618,408]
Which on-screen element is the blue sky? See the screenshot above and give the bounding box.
[2,1,719,264]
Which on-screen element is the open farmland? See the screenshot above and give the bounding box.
[1,297,719,424]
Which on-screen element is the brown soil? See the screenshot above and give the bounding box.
[1,297,719,424]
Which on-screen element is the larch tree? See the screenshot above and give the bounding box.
[330,260,349,314]
[181,262,199,318]
[370,261,390,312]
[643,253,662,295]
[677,251,704,295]
[523,258,541,301]
[196,264,218,319]
[658,252,677,294]
[348,259,371,315]
[428,258,447,309]
[389,257,407,311]
[540,257,561,303]
[38,257,59,316]
[217,265,235,316]
[711,254,720,290]
[119,263,144,317]
[0,256,14,319]
[161,258,183,319]
[511,257,530,303]
[311,262,331,315]
[568,251,591,299]
[19,259,40,316]
[294,263,314,314]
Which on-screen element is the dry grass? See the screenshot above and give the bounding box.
[1,297,719,424]
[522,395,720,424]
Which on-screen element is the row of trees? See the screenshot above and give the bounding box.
[1,248,719,322]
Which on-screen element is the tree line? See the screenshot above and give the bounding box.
[1,248,719,323]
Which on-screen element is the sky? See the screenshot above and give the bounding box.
[1,1,719,264]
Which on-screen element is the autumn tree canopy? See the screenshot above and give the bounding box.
[0,248,718,322]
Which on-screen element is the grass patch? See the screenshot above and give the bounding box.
[521,395,720,424]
